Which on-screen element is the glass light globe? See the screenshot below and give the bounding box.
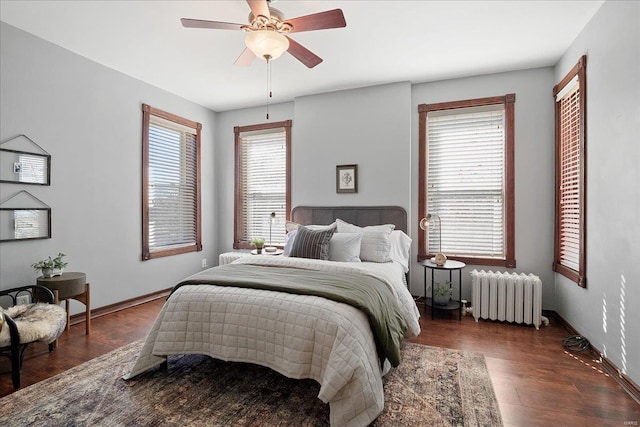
[245,30,290,60]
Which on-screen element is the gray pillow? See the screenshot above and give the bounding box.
[289,225,336,260]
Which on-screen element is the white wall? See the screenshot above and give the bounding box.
[553,0,640,386]
[410,68,556,305]
[292,82,412,209]
[0,23,217,312]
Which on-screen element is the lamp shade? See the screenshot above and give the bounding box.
[245,30,290,60]
[419,214,432,231]
[420,213,446,265]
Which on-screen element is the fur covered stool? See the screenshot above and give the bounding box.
[0,286,67,389]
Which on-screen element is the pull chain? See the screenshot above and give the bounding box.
[265,55,272,120]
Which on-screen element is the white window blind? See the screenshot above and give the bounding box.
[239,128,287,246]
[427,105,506,258]
[557,79,581,271]
[147,117,198,252]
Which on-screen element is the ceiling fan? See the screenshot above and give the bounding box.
[181,0,346,68]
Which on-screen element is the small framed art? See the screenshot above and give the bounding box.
[336,164,357,193]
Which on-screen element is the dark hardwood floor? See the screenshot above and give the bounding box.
[2,298,639,426]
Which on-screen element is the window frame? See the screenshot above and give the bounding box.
[418,94,516,267]
[553,55,587,287]
[141,103,202,260]
[233,120,292,250]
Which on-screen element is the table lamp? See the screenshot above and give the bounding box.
[420,213,447,266]
[265,212,277,252]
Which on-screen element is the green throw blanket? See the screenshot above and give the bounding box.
[173,264,407,367]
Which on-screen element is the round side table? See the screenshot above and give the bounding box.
[251,249,284,255]
[420,259,466,320]
[37,272,90,335]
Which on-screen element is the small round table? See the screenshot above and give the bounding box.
[251,249,284,255]
[420,259,466,320]
[37,272,90,335]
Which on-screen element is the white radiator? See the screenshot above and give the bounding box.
[470,270,544,329]
[218,251,251,266]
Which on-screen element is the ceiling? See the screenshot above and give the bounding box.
[0,0,604,112]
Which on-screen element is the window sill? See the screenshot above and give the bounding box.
[143,244,201,260]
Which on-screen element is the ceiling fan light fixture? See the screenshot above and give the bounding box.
[245,30,289,60]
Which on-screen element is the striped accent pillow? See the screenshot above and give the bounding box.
[289,225,336,260]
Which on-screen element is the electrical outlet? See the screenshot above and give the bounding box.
[201,258,207,269]
[16,295,30,305]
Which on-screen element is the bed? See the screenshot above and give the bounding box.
[125,206,421,427]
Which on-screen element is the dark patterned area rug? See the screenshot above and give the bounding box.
[0,341,502,426]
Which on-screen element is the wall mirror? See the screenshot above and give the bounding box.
[0,135,51,185]
[0,191,51,242]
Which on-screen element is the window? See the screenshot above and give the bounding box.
[234,120,291,249]
[553,56,587,287]
[142,104,202,260]
[418,94,516,267]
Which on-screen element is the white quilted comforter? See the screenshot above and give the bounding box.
[124,256,420,427]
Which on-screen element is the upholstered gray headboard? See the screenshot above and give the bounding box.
[291,206,407,233]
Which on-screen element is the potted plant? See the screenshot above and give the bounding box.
[250,238,265,254]
[32,252,68,278]
[432,282,452,306]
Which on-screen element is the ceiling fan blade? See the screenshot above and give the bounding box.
[181,18,244,31]
[234,48,256,67]
[285,9,346,33]
[246,0,270,19]
[286,36,323,68]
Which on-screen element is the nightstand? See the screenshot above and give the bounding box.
[420,259,466,320]
[251,249,284,255]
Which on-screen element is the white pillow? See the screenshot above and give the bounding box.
[328,233,362,262]
[286,221,336,233]
[359,231,392,262]
[335,218,395,234]
[335,219,394,262]
[283,229,297,256]
[389,230,412,272]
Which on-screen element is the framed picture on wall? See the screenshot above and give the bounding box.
[336,164,357,193]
